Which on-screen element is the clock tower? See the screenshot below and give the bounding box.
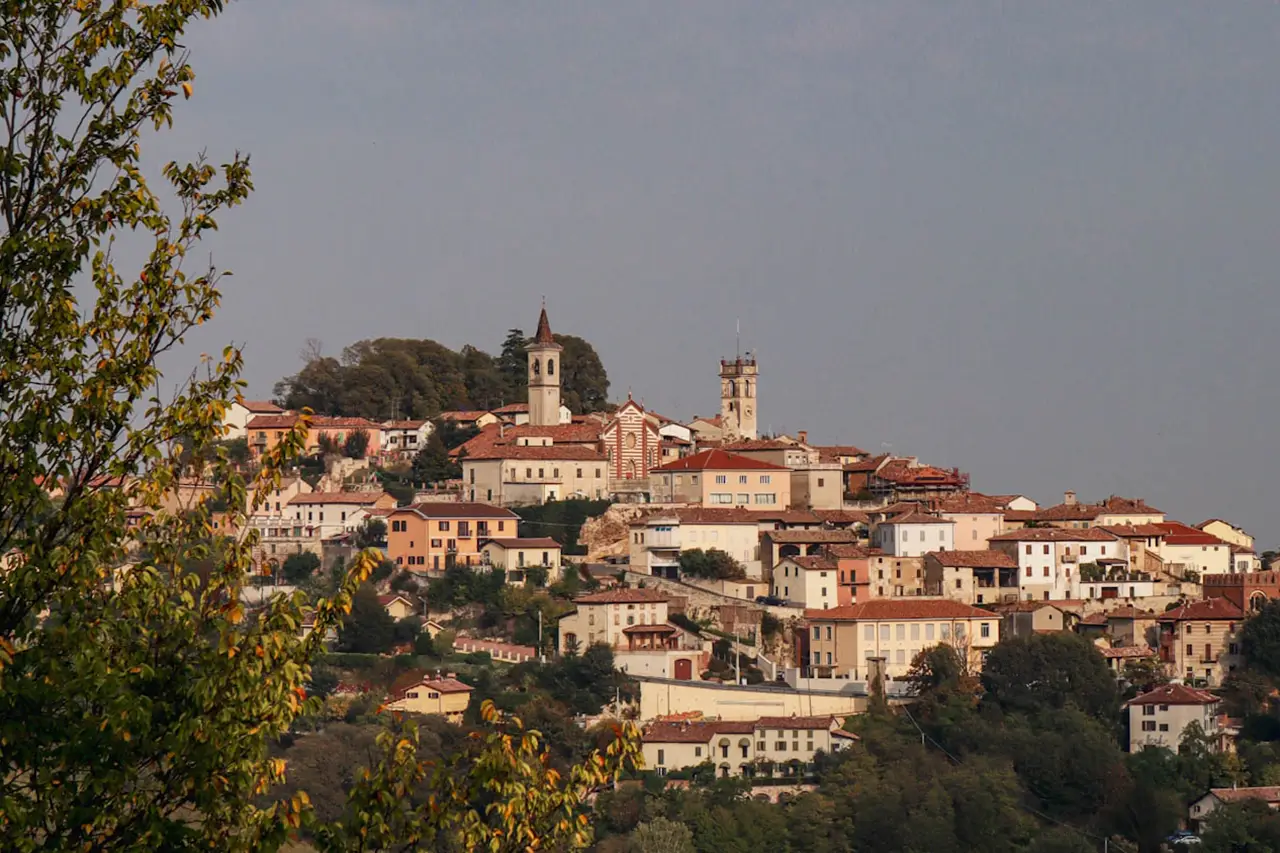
[719,354,758,441]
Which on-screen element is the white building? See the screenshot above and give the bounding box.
[556,588,707,680]
[874,512,955,558]
[382,420,432,460]
[772,555,840,610]
[1154,522,1234,575]
[1125,683,1220,753]
[628,508,763,579]
[221,399,284,440]
[287,491,398,539]
[988,527,1125,601]
[642,716,856,779]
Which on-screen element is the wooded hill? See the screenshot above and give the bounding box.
[273,329,610,420]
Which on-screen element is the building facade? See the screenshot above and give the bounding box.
[527,305,563,428]
[719,355,758,441]
[386,502,521,573]
[1125,683,1220,753]
[650,449,790,508]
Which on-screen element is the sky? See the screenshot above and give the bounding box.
[157,2,1280,544]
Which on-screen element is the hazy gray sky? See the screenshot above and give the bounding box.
[161,2,1280,543]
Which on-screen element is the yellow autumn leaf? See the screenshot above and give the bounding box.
[181,82,193,99]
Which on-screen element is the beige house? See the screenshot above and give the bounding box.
[1188,787,1280,832]
[934,493,1007,551]
[642,716,855,778]
[924,549,1021,605]
[385,672,473,723]
[221,399,284,440]
[1032,493,1166,529]
[1156,598,1243,686]
[1197,518,1255,552]
[719,438,843,510]
[461,442,609,505]
[1125,683,1220,753]
[378,593,416,621]
[479,537,563,584]
[557,588,706,680]
[866,553,926,598]
[803,598,1000,680]
[628,508,763,579]
[991,601,1070,638]
[773,555,841,610]
[650,448,790,509]
[438,410,500,429]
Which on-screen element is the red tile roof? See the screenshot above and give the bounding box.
[642,722,723,744]
[1154,521,1230,547]
[805,599,994,621]
[482,537,561,548]
[720,438,800,452]
[1125,683,1219,707]
[756,715,841,730]
[383,419,428,429]
[1100,524,1167,537]
[391,502,520,520]
[882,511,952,526]
[464,444,607,462]
[1003,510,1038,522]
[491,403,529,414]
[765,530,862,544]
[639,507,767,525]
[988,528,1118,542]
[786,555,839,571]
[389,671,473,700]
[246,414,301,430]
[927,549,1019,569]
[242,400,283,413]
[652,448,788,472]
[843,454,889,474]
[311,416,382,429]
[814,444,868,460]
[934,493,1006,514]
[812,509,871,525]
[1034,496,1162,524]
[1099,645,1155,659]
[289,491,390,505]
[823,544,879,559]
[1208,787,1280,805]
[873,459,965,486]
[1158,598,1244,621]
[439,410,491,421]
[621,623,678,635]
[574,588,670,604]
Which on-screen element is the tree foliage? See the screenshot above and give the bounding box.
[282,550,322,583]
[342,428,369,459]
[412,427,460,485]
[273,332,611,419]
[980,632,1119,721]
[336,583,397,654]
[678,548,747,581]
[1241,600,1280,677]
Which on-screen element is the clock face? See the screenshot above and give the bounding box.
[743,406,753,418]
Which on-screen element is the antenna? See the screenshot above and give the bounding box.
[736,318,741,361]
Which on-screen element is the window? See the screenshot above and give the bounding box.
[1080,546,1088,556]
[879,625,889,641]
[1043,566,1049,577]
[980,623,991,638]
[716,475,727,484]
[755,493,777,505]
[1141,721,1156,732]
[538,468,544,479]
[896,624,905,640]
[526,468,532,478]
[553,468,559,478]
[760,475,771,484]
[1159,723,1169,732]
[1025,545,1032,555]
[926,624,935,641]
[739,475,748,484]
[657,749,665,765]
[812,651,821,665]
[826,626,832,640]
[439,521,450,532]
[813,626,820,640]
[1043,545,1050,555]
[737,494,749,504]
[910,624,919,640]
[710,493,733,504]
[864,625,874,640]
[818,478,825,487]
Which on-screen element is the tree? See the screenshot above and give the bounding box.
[677,548,747,580]
[353,517,387,549]
[337,583,396,654]
[413,428,461,484]
[343,428,370,459]
[1241,600,1280,677]
[316,431,342,456]
[981,632,1119,721]
[283,551,322,583]
[497,328,529,404]
[631,816,695,853]
[1200,800,1280,852]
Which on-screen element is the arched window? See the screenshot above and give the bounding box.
[728,380,737,397]
[744,381,752,398]
[1251,591,1268,612]
[547,358,555,376]
[532,359,540,376]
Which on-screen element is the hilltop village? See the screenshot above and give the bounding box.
[90,306,1280,842]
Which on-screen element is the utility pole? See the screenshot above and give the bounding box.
[537,610,545,663]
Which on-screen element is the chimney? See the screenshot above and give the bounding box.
[797,430,808,444]
[1064,490,1077,506]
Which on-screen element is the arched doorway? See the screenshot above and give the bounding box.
[673,658,693,680]
[1250,591,1268,612]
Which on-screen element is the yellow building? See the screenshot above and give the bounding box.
[385,672,473,723]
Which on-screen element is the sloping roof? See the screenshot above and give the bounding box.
[1155,521,1230,547]
[1099,645,1154,659]
[642,722,722,744]
[1208,787,1280,804]
[1125,683,1219,707]
[465,444,607,462]
[1100,524,1167,537]
[246,414,300,430]
[1158,598,1244,622]
[843,454,889,474]
[573,588,669,605]
[805,599,994,621]
[389,671,473,700]
[756,715,840,730]
[785,554,839,571]
[765,530,862,544]
[378,594,414,607]
[822,543,879,560]
[383,419,428,429]
[934,493,1007,514]
[439,410,491,421]
[988,528,1118,543]
[814,445,867,461]
[873,458,965,486]
[533,306,558,346]
[1034,496,1162,523]
[491,403,530,414]
[482,537,561,549]
[242,400,283,413]
[391,502,520,520]
[720,438,800,452]
[289,491,389,506]
[652,448,788,472]
[638,507,767,526]
[311,416,382,429]
[811,509,870,525]
[927,549,1019,569]
[881,511,953,526]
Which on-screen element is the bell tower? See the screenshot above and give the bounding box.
[527,303,563,427]
[719,353,758,440]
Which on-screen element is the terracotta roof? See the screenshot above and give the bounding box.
[988,528,1118,542]
[876,501,930,517]
[439,410,491,421]
[378,594,414,607]
[246,414,300,429]
[573,588,669,604]
[242,400,283,413]
[749,510,823,524]
[823,543,879,560]
[1078,612,1108,625]
[811,509,870,525]
[843,454,889,474]
[383,419,427,429]
[482,537,561,549]
[621,623,677,634]
[1099,645,1154,659]
[311,416,382,429]
[786,555,839,571]
[641,722,720,744]
[638,508,769,526]
[934,493,1006,514]
[1154,521,1230,547]
[765,530,862,544]
[1197,518,1245,533]
[927,549,1018,569]
[389,670,473,700]
[813,444,867,460]
[1125,683,1219,707]
[720,438,801,452]
[289,491,389,506]
[453,422,604,458]
[873,459,966,486]
[1208,787,1280,804]
[1098,496,1162,515]
[391,502,520,520]
[1100,524,1166,537]
[689,415,723,427]
[533,306,558,347]
[1105,606,1156,619]
[421,677,472,695]
[1230,544,1256,555]
[1034,503,1103,522]
[756,715,840,730]
[491,403,530,414]
[1158,598,1244,622]
[881,511,952,526]
[464,444,606,462]
[1003,510,1038,522]
[652,448,788,472]
[805,599,994,621]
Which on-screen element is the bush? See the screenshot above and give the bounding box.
[282,551,321,583]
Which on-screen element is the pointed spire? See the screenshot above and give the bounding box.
[533,300,555,346]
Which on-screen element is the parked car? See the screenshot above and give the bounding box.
[755,595,784,606]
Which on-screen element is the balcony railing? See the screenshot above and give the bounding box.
[1062,554,1078,563]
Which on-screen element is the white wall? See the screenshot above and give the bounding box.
[876,522,954,557]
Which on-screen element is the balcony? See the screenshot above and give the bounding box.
[1061,554,1078,563]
